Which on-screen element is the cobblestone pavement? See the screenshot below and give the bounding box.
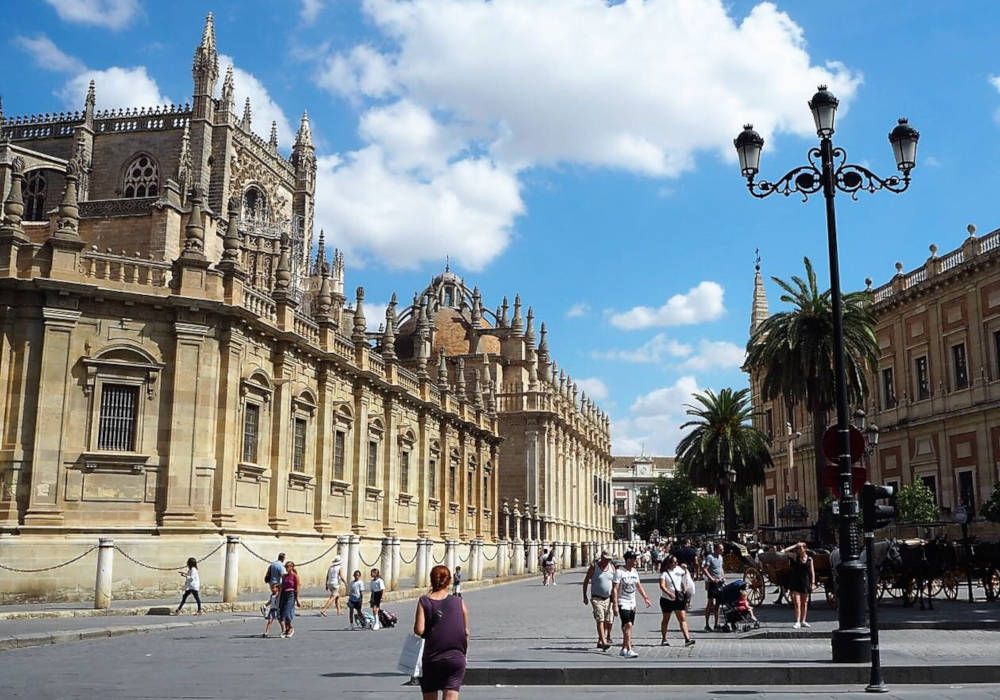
[2,571,999,698]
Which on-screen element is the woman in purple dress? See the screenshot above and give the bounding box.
[413,564,469,699]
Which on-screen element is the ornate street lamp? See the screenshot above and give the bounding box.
[735,86,918,665]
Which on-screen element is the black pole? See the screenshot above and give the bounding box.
[963,521,974,603]
[864,530,887,692]
[822,135,871,664]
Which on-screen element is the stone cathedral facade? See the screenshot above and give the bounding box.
[0,15,612,601]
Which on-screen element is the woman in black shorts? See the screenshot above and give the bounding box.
[658,556,696,647]
[783,542,815,629]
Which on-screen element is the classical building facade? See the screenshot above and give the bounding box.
[749,228,1000,538]
[611,455,676,539]
[0,15,611,602]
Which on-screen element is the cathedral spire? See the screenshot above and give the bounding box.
[295,111,313,147]
[241,97,252,129]
[192,12,219,97]
[750,249,769,335]
[268,121,278,151]
[84,80,96,120]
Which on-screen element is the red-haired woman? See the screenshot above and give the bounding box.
[413,565,469,699]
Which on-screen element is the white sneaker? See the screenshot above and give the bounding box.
[792,622,801,629]
[619,648,627,657]
[626,650,639,659]
[801,621,811,628]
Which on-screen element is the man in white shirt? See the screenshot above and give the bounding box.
[612,550,651,658]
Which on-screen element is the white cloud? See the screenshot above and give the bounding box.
[218,54,295,148]
[566,302,590,319]
[300,0,323,24]
[990,75,1000,92]
[612,376,701,455]
[58,67,168,110]
[364,300,389,333]
[592,333,691,363]
[609,281,726,330]
[14,35,86,73]
[44,0,139,30]
[311,0,858,272]
[676,340,745,371]
[575,377,609,401]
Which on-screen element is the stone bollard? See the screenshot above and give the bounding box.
[445,539,457,574]
[223,535,240,603]
[513,538,525,575]
[571,542,579,568]
[526,540,538,574]
[337,534,349,563]
[347,535,360,578]
[94,537,115,610]
[390,537,401,590]
[498,539,510,578]
[414,538,427,589]
[380,537,393,584]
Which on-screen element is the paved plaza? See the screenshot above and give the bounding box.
[2,569,1000,698]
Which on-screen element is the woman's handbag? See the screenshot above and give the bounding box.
[397,633,425,678]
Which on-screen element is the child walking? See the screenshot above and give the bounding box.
[174,557,202,615]
[348,570,365,629]
[369,569,385,627]
[452,565,463,597]
[262,583,280,637]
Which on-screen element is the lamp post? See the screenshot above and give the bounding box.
[724,462,737,543]
[734,87,919,664]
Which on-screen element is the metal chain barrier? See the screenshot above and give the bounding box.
[457,546,471,564]
[0,545,97,573]
[398,547,418,565]
[358,549,380,568]
[294,543,339,568]
[481,544,498,561]
[431,548,447,565]
[239,540,272,563]
[114,540,226,571]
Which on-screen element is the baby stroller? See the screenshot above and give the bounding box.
[717,580,759,632]
[359,609,378,630]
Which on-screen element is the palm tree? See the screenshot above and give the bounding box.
[745,256,877,508]
[675,387,772,541]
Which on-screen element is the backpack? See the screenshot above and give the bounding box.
[378,609,398,628]
[264,565,271,584]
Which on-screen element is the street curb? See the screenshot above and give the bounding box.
[464,664,1000,686]
[0,617,251,652]
[0,572,542,621]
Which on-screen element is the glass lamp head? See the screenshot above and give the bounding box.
[808,85,839,138]
[889,118,919,173]
[734,124,764,178]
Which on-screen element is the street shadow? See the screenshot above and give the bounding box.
[321,672,401,678]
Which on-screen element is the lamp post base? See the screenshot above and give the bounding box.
[832,560,871,663]
[831,627,871,663]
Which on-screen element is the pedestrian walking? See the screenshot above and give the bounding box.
[348,569,365,629]
[279,560,300,638]
[612,550,651,658]
[174,557,202,615]
[262,583,281,637]
[452,565,463,597]
[265,552,286,587]
[543,544,557,585]
[658,555,695,647]
[581,549,617,650]
[782,542,815,629]
[701,542,725,631]
[414,564,469,699]
[319,555,346,616]
[370,568,385,626]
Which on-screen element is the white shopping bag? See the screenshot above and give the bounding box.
[397,633,425,678]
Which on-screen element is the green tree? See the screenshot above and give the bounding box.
[896,482,938,524]
[745,257,877,506]
[633,474,722,539]
[983,482,1000,524]
[675,387,772,541]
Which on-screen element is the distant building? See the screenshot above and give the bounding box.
[611,455,675,539]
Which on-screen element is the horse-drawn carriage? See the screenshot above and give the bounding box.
[742,546,836,608]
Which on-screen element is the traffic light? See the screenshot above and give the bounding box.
[861,483,895,531]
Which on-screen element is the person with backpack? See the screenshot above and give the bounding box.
[174,557,202,615]
[265,552,286,588]
[348,570,365,629]
[582,549,617,650]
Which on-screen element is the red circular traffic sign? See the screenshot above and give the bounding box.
[821,425,866,464]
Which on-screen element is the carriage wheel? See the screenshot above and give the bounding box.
[743,567,765,607]
[941,572,959,601]
[984,569,1000,602]
[884,578,904,600]
[928,577,944,598]
[824,580,838,610]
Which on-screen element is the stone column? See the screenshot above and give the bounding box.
[390,537,401,590]
[337,535,350,563]
[445,539,457,573]
[415,538,428,589]
[94,537,114,610]
[223,535,240,603]
[526,540,538,574]
[562,541,572,570]
[347,534,360,578]
[380,537,393,584]
[571,542,579,568]
[498,539,510,578]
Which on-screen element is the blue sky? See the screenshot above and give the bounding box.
[6,1,1000,455]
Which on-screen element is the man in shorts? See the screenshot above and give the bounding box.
[701,542,725,631]
[582,549,617,650]
[612,550,651,658]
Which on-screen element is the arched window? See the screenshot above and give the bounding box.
[24,170,48,221]
[122,155,159,198]
[243,185,267,218]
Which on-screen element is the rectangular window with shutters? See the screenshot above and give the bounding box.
[915,356,930,400]
[958,470,976,518]
[920,474,938,506]
[367,440,379,487]
[428,459,437,499]
[97,384,139,451]
[333,431,346,481]
[952,343,969,389]
[242,403,259,463]
[881,367,896,409]
[292,418,307,472]
[449,461,457,502]
[467,470,474,503]
[400,451,410,493]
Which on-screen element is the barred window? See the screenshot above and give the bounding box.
[333,431,346,481]
[400,451,410,493]
[483,474,489,506]
[123,155,159,198]
[449,460,457,502]
[24,170,48,221]
[97,384,139,451]
[367,440,379,486]
[428,459,437,499]
[467,469,474,503]
[293,418,307,471]
[242,403,259,463]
